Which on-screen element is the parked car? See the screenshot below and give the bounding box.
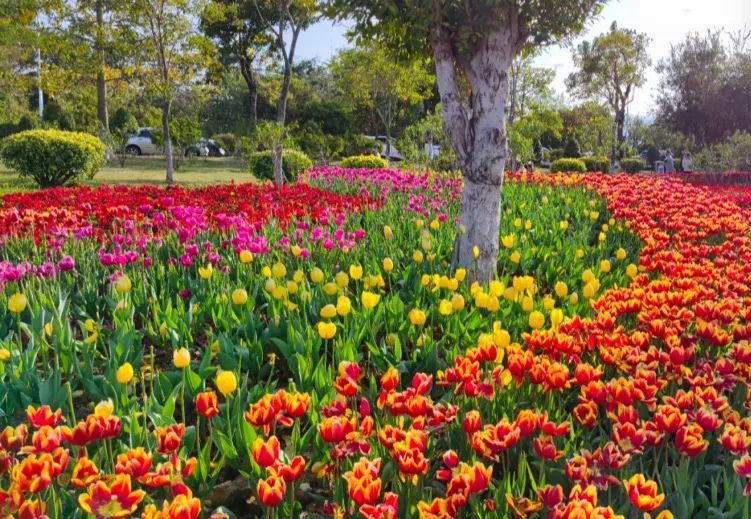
[125,128,160,156]
[185,139,226,158]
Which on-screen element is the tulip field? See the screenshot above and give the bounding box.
[2,167,751,519]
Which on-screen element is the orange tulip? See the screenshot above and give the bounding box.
[257,471,286,508]
[71,457,99,488]
[115,447,153,479]
[78,474,145,519]
[195,391,219,419]
[26,405,64,428]
[252,436,280,468]
[623,474,665,512]
[155,424,185,455]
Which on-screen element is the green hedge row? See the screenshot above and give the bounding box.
[246,149,312,182]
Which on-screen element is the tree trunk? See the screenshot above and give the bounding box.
[615,108,625,159]
[433,22,514,282]
[239,58,258,129]
[162,104,174,184]
[273,143,283,186]
[95,0,108,130]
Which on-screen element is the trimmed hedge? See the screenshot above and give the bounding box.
[621,157,645,174]
[550,158,587,173]
[582,156,610,173]
[0,129,106,187]
[213,133,237,155]
[247,149,312,182]
[340,155,389,169]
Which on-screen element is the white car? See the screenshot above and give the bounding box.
[126,128,160,156]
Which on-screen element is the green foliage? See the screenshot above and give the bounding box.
[212,133,237,155]
[42,101,75,130]
[344,135,381,157]
[340,155,389,169]
[0,129,106,187]
[581,156,610,173]
[621,157,645,174]
[563,136,582,158]
[16,114,40,132]
[247,149,312,181]
[398,107,456,172]
[292,122,345,163]
[550,158,587,173]
[695,132,751,172]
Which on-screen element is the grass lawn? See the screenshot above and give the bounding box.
[0,156,255,194]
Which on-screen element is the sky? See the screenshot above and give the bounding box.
[295,0,751,116]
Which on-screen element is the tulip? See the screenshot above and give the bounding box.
[195,391,219,419]
[257,472,286,507]
[116,362,134,384]
[232,288,248,305]
[8,293,28,314]
[252,436,280,468]
[173,348,190,369]
[361,291,380,309]
[216,370,238,396]
[317,321,336,340]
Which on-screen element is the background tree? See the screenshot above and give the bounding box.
[508,52,555,124]
[329,0,607,281]
[331,44,434,159]
[656,30,751,145]
[201,0,274,128]
[559,101,614,157]
[130,0,204,183]
[566,22,650,161]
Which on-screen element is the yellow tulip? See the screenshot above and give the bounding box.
[413,250,424,263]
[409,309,426,327]
[361,291,381,309]
[600,260,611,273]
[529,311,544,330]
[323,282,338,296]
[271,262,287,279]
[349,265,363,280]
[0,348,10,361]
[310,267,324,284]
[335,272,349,288]
[261,266,272,278]
[439,299,453,316]
[626,263,638,278]
[8,293,27,314]
[173,348,190,369]
[239,250,253,264]
[543,295,555,311]
[116,362,134,384]
[320,304,337,319]
[576,249,585,259]
[455,268,467,282]
[451,294,465,311]
[551,308,564,329]
[198,265,213,280]
[94,399,114,419]
[293,270,304,284]
[582,269,595,283]
[115,275,131,294]
[336,295,352,316]
[317,321,336,340]
[383,225,393,240]
[383,258,394,272]
[570,292,580,305]
[430,219,439,230]
[559,220,569,231]
[521,296,534,313]
[291,245,302,257]
[616,248,627,261]
[501,234,515,249]
[232,288,248,305]
[510,251,521,264]
[216,370,238,396]
[554,281,568,298]
[44,322,54,336]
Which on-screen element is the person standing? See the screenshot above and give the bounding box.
[664,150,675,173]
[682,152,694,173]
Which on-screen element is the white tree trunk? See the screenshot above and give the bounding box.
[433,24,514,282]
[162,105,174,184]
[273,144,283,186]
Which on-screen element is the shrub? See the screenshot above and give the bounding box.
[0,129,106,187]
[548,148,565,162]
[16,114,39,132]
[340,155,389,169]
[212,133,237,155]
[563,136,581,158]
[550,158,587,173]
[247,149,312,182]
[621,157,645,174]
[344,134,381,157]
[581,156,610,173]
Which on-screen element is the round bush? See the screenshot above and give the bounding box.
[212,133,237,155]
[621,157,645,174]
[340,155,389,169]
[550,158,587,173]
[247,149,312,182]
[0,129,106,187]
[581,156,610,173]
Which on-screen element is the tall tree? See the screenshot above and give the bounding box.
[331,44,434,157]
[255,0,320,185]
[566,21,650,162]
[130,0,204,183]
[656,30,751,145]
[329,0,606,281]
[201,0,274,128]
[508,52,555,124]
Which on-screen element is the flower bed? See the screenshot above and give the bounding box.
[0,169,749,518]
